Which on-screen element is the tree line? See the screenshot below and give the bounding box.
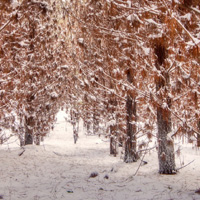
[0,0,200,174]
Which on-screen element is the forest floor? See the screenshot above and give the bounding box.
[0,111,200,200]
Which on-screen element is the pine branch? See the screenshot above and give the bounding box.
[101,70,149,100]
[0,19,12,33]
[171,110,200,136]
[137,146,156,153]
[172,16,200,46]
[0,0,26,33]
[190,7,200,15]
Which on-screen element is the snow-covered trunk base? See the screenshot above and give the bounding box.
[124,96,138,163]
[157,107,176,174]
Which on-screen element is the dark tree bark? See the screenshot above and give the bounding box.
[86,122,91,135]
[197,120,200,147]
[108,96,118,156]
[93,111,99,135]
[110,125,117,156]
[124,69,138,163]
[25,130,33,145]
[84,112,92,135]
[155,42,176,174]
[24,117,34,145]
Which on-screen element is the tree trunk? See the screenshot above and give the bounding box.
[110,125,117,156]
[19,125,25,146]
[93,111,99,135]
[84,113,91,135]
[157,106,176,174]
[155,43,176,174]
[71,109,79,144]
[25,129,33,145]
[35,134,40,145]
[124,69,138,163]
[19,133,25,147]
[86,122,91,135]
[73,118,79,144]
[108,95,118,156]
[24,117,34,145]
[124,96,138,163]
[197,120,200,147]
[73,128,78,144]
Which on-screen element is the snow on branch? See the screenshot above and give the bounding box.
[190,7,200,15]
[0,19,12,33]
[172,15,200,47]
[0,0,26,33]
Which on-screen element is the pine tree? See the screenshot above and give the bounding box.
[0,0,67,145]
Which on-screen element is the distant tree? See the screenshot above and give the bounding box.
[65,0,142,162]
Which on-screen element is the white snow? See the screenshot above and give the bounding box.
[143,47,150,56]
[181,13,192,21]
[127,15,132,21]
[78,38,84,44]
[0,111,200,200]
[127,14,143,24]
[145,19,159,26]
[50,91,59,98]
[127,0,131,8]
[60,65,69,69]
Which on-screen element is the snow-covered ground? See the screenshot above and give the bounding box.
[0,110,200,200]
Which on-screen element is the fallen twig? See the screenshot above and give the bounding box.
[137,146,156,153]
[134,142,150,176]
[176,160,195,171]
[53,151,68,157]
[18,148,25,156]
